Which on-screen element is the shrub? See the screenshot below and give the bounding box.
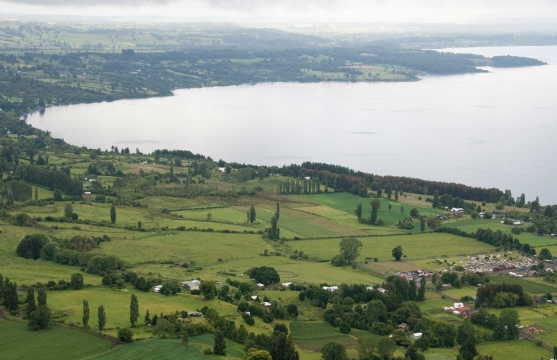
[118,328,134,343]
[16,234,48,259]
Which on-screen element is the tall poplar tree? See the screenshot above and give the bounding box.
[130,294,139,327]
[98,305,106,331]
[83,300,90,328]
[110,205,117,224]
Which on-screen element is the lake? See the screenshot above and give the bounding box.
[27,46,557,203]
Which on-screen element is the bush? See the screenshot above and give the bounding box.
[16,234,48,259]
[246,266,280,285]
[118,328,134,343]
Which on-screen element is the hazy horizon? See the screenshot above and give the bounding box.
[1,0,557,34]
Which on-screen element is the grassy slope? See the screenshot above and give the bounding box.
[92,335,244,360]
[288,233,493,262]
[0,319,113,360]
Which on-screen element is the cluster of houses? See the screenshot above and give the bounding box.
[462,253,537,275]
[152,279,202,294]
[443,302,473,318]
[397,270,433,282]
[249,295,273,308]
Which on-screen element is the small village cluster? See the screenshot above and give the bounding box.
[461,253,538,276]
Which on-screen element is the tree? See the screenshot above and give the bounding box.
[200,281,218,300]
[405,345,425,360]
[539,248,553,260]
[493,309,520,340]
[247,266,280,285]
[247,349,272,360]
[457,321,478,360]
[34,187,39,201]
[410,208,420,218]
[332,238,363,266]
[419,217,426,232]
[110,205,117,224]
[287,304,299,318]
[37,287,47,306]
[144,309,151,325]
[28,305,50,331]
[321,342,347,360]
[70,273,84,290]
[130,294,139,327]
[213,331,226,355]
[83,300,90,328]
[118,328,134,343]
[248,205,257,224]
[417,277,426,301]
[392,246,403,261]
[271,332,299,360]
[24,288,36,318]
[275,202,280,220]
[266,214,280,240]
[64,203,74,218]
[370,199,381,224]
[98,305,106,331]
[16,234,48,259]
[377,338,396,359]
[355,203,363,220]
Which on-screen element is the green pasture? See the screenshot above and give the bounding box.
[450,218,556,247]
[288,233,493,262]
[93,335,244,360]
[0,319,113,360]
[174,256,383,286]
[478,341,550,359]
[48,287,238,334]
[298,192,442,227]
[95,231,268,266]
[488,276,557,294]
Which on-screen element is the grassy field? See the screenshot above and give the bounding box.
[292,321,394,358]
[298,192,442,227]
[450,218,556,247]
[477,340,551,359]
[93,335,244,360]
[288,233,493,262]
[0,319,113,360]
[488,276,557,294]
[95,231,269,266]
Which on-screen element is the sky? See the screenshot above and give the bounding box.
[1,0,557,26]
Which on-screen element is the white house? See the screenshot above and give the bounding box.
[182,279,201,291]
[282,282,293,289]
[152,285,163,293]
[263,302,273,307]
[322,286,339,292]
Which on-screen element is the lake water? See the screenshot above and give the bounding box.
[27,46,557,203]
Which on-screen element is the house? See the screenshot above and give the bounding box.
[398,323,408,330]
[256,283,265,288]
[218,167,227,173]
[152,285,163,293]
[263,302,272,307]
[187,311,203,317]
[451,208,465,215]
[182,279,201,291]
[250,295,258,301]
[412,333,423,339]
[322,286,338,292]
[282,282,293,289]
[441,283,453,290]
[444,303,472,318]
